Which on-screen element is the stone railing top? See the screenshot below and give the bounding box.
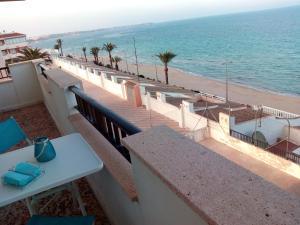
[122,125,300,225]
[45,68,81,89]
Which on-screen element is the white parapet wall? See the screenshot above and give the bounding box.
[53,57,127,100]
[209,119,300,180]
[0,60,43,112]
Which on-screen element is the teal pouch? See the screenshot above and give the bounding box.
[15,162,41,178]
[2,162,42,187]
[2,171,33,187]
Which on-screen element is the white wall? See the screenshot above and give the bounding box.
[0,60,43,111]
[147,94,181,124]
[233,116,300,145]
[53,57,127,100]
[209,120,300,180]
[284,126,300,145]
[131,154,208,225]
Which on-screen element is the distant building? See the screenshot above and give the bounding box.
[0,32,28,67]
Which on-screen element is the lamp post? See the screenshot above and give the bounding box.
[222,61,232,103]
[152,55,159,81]
[133,37,139,81]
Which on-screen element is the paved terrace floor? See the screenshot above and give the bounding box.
[200,138,300,197]
[0,103,111,225]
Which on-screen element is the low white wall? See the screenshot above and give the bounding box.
[0,60,43,111]
[209,121,300,180]
[147,94,181,124]
[53,57,126,99]
[233,116,300,145]
[87,167,143,225]
[131,154,208,225]
[183,110,208,131]
[284,126,300,145]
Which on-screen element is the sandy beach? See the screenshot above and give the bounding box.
[86,56,300,114]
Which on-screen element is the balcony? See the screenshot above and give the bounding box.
[0,103,111,225]
[0,59,300,225]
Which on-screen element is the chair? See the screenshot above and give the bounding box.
[0,116,31,154]
[26,215,95,225]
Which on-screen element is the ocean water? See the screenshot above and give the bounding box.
[33,6,300,96]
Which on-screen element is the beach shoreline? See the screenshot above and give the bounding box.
[79,55,300,114]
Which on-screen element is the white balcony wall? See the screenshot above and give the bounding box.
[208,119,300,180]
[232,116,300,145]
[53,58,126,99]
[284,126,300,145]
[147,93,181,123]
[130,154,208,225]
[183,110,208,131]
[0,60,43,111]
[36,68,82,135]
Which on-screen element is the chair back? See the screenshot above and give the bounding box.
[0,117,29,153]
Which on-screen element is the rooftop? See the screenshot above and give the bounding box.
[0,32,25,40]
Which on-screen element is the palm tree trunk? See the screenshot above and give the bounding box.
[164,64,169,85]
[109,52,112,67]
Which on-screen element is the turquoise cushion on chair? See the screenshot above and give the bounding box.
[26,216,95,225]
[0,117,28,153]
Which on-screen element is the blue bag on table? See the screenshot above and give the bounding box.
[2,162,42,187]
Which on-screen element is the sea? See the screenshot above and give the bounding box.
[32,6,300,96]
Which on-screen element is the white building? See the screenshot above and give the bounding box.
[0,32,28,67]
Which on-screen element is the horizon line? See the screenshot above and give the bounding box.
[30,3,300,39]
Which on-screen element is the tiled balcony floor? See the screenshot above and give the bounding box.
[0,103,111,225]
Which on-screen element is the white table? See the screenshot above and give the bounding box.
[0,133,103,214]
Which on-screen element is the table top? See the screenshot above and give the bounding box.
[0,133,103,207]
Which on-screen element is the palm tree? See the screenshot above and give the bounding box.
[112,56,122,71]
[54,44,59,51]
[156,51,176,85]
[82,47,87,62]
[18,47,49,61]
[102,42,116,67]
[56,39,63,56]
[90,47,100,64]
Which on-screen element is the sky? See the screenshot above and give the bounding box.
[0,0,299,37]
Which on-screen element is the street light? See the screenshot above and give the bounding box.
[222,61,232,103]
[152,55,159,81]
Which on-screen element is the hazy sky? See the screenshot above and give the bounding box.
[0,0,299,36]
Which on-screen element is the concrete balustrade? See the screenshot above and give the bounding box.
[0,59,43,111]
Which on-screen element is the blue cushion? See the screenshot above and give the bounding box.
[0,117,28,153]
[26,216,95,225]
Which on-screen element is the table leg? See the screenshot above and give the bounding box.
[25,197,37,216]
[71,182,87,216]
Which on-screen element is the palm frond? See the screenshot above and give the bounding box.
[102,42,117,52]
[18,47,49,61]
[156,51,177,64]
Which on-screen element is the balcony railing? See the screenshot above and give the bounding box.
[266,145,300,165]
[69,86,141,162]
[230,129,269,149]
[0,67,10,79]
